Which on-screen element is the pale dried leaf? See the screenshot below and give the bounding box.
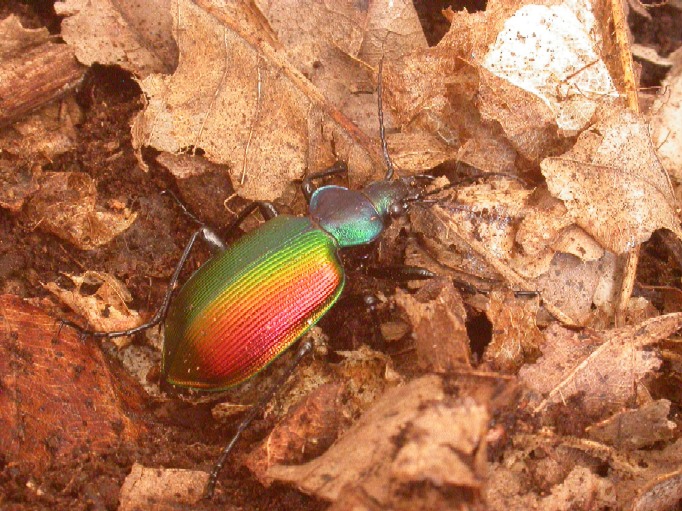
[477,68,559,162]
[542,109,682,254]
[119,464,208,511]
[481,0,617,135]
[133,0,386,202]
[26,172,137,250]
[534,252,617,326]
[632,468,682,511]
[0,15,50,57]
[267,376,489,509]
[54,0,177,76]
[651,47,682,184]
[45,271,142,344]
[520,313,682,420]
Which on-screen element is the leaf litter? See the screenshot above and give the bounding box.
[2,0,682,510]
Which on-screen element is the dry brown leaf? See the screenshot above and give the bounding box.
[483,290,543,373]
[132,0,393,202]
[479,0,617,137]
[394,277,471,372]
[651,47,682,184]
[54,0,178,76]
[256,0,425,122]
[245,383,345,484]
[542,109,682,254]
[632,467,682,511]
[477,68,559,162]
[0,294,146,473]
[586,399,677,450]
[534,252,618,326]
[118,464,208,511]
[519,313,682,421]
[44,271,142,346]
[26,172,137,250]
[0,14,51,56]
[266,375,489,509]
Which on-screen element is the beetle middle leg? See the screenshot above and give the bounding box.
[57,227,212,340]
[57,198,280,340]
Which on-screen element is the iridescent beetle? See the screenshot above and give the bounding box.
[60,62,435,497]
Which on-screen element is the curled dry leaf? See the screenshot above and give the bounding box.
[26,171,137,250]
[483,290,543,373]
[266,376,489,510]
[542,109,682,254]
[54,0,178,76]
[0,295,146,473]
[487,463,616,511]
[394,277,471,372]
[535,251,618,326]
[118,464,208,511]
[519,313,682,422]
[44,271,142,347]
[586,399,677,450]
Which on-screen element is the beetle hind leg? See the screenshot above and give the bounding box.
[204,338,314,498]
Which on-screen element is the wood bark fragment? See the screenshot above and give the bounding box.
[0,41,85,126]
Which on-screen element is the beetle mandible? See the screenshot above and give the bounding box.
[59,61,435,498]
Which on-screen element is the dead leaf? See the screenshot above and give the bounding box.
[118,464,208,511]
[651,47,682,184]
[26,172,137,250]
[542,109,682,254]
[245,383,345,484]
[44,271,142,346]
[586,399,677,449]
[132,0,392,202]
[480,0,617,136]
[266,376,490,509]
[534,252,618,326]
[483,290,543,373]
[632,468,682,511]
[395,277,471,371]
[519,313,682,421]
[54,0,178,76]
[0,294,146,473]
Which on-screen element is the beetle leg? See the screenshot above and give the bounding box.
[204,338,314,499]
[301,161,348,203]
[363,264,437,281]
[224,200,279,236]
[58,228,207,339]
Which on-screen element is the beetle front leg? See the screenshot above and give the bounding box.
[301,161,348,203]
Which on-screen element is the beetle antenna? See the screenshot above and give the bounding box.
[378,60,395,181]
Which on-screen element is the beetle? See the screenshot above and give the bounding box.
[59,62,435,497]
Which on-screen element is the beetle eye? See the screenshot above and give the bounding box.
[389,202,407,217]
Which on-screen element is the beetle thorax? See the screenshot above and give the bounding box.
[308,180,410,248]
